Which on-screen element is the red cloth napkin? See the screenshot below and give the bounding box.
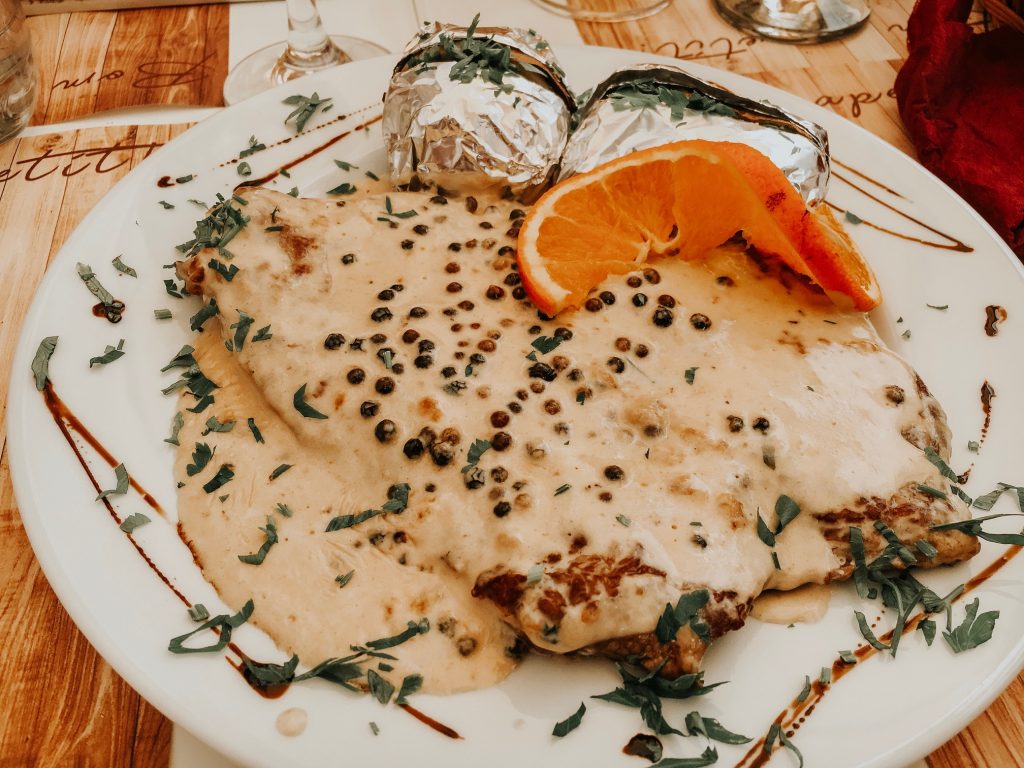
[894,0,1024,258]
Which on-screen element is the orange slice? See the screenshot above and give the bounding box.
[517,140,880,316]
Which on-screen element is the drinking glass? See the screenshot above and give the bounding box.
[0,0,35,144]
[223,0,388,105]
[713,0,870,43]
[530,0,671,22]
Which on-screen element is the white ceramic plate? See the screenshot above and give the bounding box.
[9,47,1024,768]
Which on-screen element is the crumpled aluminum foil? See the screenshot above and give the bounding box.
[560,64,830,206]
[382,21,575,195]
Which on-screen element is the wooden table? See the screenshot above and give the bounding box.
[1,1,1021,765]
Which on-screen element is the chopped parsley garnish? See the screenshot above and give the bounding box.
[229,310,255,351]
[89,339,125,368]
[443,380,467,395]
[247,417,264,443]
[326,483,410,531]
[916,483,947,499]
[188,604,210,622]
[461,438,492,473]
[684,366,698,385]
[176,194,250,259]
[164,412,184,446]
[756,494,801,548]
[616,514,632,527]
[118,512,150,533]
[592,657,724,738]
[552,702,586,737]
[328,182,357,195]
[367,669,395,704]
[382,195,418,220]
[240,136,266,158]
[238,518,278,565]
[854,610,890,651]
[369,722,380,735]
[269,463,292,481]
[915,539,939,558]
[655,590,710,645]
[253,325,272,342]
[287,187,299,197]
[362,618,430,651]
[293,383,328,419]
[97,463,129,500]
[844,210,863,225]
[919,618,936,645]
[168,599,254,654]
[265,225,284,232]
[31,336,58,390]
[237,161,252,177]
[407,14,560,94]
[158,200,175,209]
[926,303,948,311]
[554,483,571,496]
[111,255,137,278]
[154,308,172,320]
[164,278,184,298]
[203,415,234,434]
[943,598,999,652]
[335,570,355,588]
[683,711,751,744]
[275,503,293,517]
[208,259,239,282]
[187,443,214,476]
[283,92,332,133]
[576,390,587,405]
[334,160,357,171]
[175,174,194,184]
[839,650,857,664]
[396,673,422,704]
[202,464,235,493]
[968,440,980,453]
[530,335,563,355]
[365,170,380,181]
[76,262,117,309]
[796,675,811,703]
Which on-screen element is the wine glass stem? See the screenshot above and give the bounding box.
[280,0,344,70]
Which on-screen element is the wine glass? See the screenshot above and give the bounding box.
[713,0,870,43]
[530,0,671,23]
[223,0,389,105]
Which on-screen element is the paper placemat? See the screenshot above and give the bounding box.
[25,5,228,126]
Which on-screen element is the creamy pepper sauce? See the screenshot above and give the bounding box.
[173,188,976,694]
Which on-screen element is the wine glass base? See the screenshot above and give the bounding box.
[223,35,389,105]
[530,0,671,22]
[712,0,870,43]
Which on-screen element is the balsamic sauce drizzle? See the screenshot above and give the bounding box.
[984,305,1007,337]
[235,114,384,190]
[39,380,459,738]
[828,164,973,253]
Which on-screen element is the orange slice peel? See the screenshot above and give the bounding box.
[516,140,880,316]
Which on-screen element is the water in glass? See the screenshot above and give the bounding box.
[0,0,35,143]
